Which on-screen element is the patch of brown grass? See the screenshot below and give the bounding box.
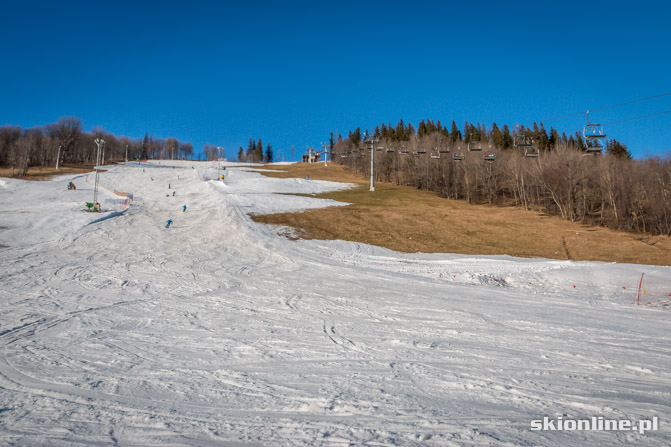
[254,163,671,266]
[0,163,104,180]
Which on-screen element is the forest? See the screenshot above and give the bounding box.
[331,119,671,236]
[0,117,196,175]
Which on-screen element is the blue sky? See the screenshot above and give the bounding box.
[1,0,669,160]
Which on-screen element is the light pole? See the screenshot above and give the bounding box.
[321,142,329,167]
[217,146,223,178]
[363,131,379,191]
[93,139,105,208]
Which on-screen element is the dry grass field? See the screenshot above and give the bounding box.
[254,163,671,266]
[0,163,103,180]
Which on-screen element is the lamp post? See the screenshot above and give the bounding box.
[93,139,105,207]
[321,142,329,167]
[363,131,379,192]
[217,146,223,178]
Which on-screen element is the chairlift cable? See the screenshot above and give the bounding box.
[601,110,671,126]
[541,91,671,122]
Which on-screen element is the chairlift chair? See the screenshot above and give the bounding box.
[438,143,450,153]
[583,111,606,153]
[386,146,395,153]
[412,151,421,157]
[399,145,409,155]
[430,150,441,159]
[483,150,496,161]
[453,152,464,161]
[468,141,482,151]
[525,146,540,158]
[416,147,427,154]
[375,146,384,151]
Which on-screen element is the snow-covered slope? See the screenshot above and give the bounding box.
[0,161,669,446]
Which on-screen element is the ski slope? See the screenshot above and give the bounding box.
[0,161,669,446]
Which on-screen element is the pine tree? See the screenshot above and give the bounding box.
[264,143,274,163]
[450,120,461,143]
[141,132,149,159]
[237,146,245,162]
[490,123,503,149]
[255,139,263,163]
[502,124,513,150]
[606,139,632,159]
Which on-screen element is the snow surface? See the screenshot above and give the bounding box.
[0,160,670,446]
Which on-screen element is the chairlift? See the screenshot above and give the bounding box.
[376,146,384,151]
[412,151,421,157]
[399,145,409,155]
[583,111,606,153]
[513,125,533,148]
[416,145,427,154]
[453,152,464,161]
[439,144,450,153]
[430,147,441,159]
[468,141,482,151]
[483,150,496,161]
[386,146,395,153]
[525,146,540,158]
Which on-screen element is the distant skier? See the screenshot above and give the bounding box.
[165,219,173,228]
[172,191,176,196]
[182,205,187,212]
[67,182,76,190]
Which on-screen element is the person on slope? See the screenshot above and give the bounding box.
[165,219,173,228]
[182,205,187,212]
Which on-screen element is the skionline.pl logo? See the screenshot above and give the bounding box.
[530,416,659,434]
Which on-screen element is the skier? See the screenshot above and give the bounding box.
[165,219,173,228]
[182,205,187,212]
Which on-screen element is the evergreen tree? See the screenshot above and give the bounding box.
[237,146,245,162]
[549,127,560,151]
[502,124,513,150]
[264,143,274,163]
[255,138,263,162]
[141,132,149,159]
[574,132,586,151]
[450,120,461,143]
[490,123,503,149]
[606,139,632,159]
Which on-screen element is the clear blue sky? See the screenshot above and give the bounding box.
[1,0,670,160]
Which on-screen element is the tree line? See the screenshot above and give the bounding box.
[332,119,671,236]
[0,116,198,175]
[236,138,274,163]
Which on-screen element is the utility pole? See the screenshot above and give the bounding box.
[125,144,128,163]
[363,131,379,192]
